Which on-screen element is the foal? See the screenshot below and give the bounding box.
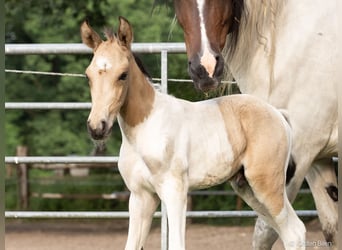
[81,17,305,250]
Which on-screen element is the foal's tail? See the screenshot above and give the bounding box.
[286,155,296,185]
[278,109,296,185]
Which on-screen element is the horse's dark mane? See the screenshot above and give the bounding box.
[228,0,246,55]
[133,53,152,80]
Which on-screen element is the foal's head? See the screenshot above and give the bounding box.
[81,17,133,140]
[173,0,244,92]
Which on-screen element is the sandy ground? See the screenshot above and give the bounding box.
[5,219,331,250]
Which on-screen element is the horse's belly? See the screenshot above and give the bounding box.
[186,108,236,190]
[187,137,235,190]
[188,160,234,190]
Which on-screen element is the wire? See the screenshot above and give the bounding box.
[5,69,237,84]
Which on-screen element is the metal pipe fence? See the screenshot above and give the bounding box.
[5,210,318,219]
[5,42,322,250]
[5,156,119,164]
[5,43,186,55]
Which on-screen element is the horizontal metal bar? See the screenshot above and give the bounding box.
[5,102,91,109]
[5,156,119,164]
[31,192,130,200]
[5,210,318,219]
[30,162,116,169]
[5,43,186,55]
[5,211,133,219]
[6,156,336,165]
[187,210,318,217]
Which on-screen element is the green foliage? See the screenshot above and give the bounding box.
[5,0,188,157]
[27,169,128,211]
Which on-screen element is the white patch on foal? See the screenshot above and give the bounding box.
[274,202,306,250]
[95,56,112,71]
[197,0,216,77]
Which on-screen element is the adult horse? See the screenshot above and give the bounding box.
[173,0,338,249]
[81,16,306,249]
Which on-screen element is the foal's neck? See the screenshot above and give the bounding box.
[119,57,155,127]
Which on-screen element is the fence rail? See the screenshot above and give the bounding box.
[5,210,318,219]
[5,155,338,165]
[5,102,92,110]
[5,42,186,55]
[5,156,119,164]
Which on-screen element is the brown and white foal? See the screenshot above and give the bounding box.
[81,17,305,250]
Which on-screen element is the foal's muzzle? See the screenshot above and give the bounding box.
[87,119,112,140]
[188,54,224,92]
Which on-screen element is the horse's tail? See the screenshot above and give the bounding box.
[278,109,296,185]
[286,155,296,185]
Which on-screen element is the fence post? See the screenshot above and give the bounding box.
[16,146,29,210]
[160,49,169,250]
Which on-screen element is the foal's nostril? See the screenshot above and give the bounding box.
[87,120,91,131]
[101,120,107,133]
[87,119,109,140]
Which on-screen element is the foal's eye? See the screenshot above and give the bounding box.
[119,72,128,81]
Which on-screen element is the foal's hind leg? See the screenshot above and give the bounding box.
[253,158,338,250]
[252,166,307,250]
[233,161,306,249]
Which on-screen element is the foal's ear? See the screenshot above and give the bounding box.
[117,16,133,49]
[80,20,102,50]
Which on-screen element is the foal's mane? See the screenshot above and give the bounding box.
[132,54,153,80]
[103,27,152,80]
[104,27,116,41]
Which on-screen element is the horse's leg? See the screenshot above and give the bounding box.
[233,181,306,250]
[233,160,306,249]
[305,158,338,249]
[252,156,312,250]
[253,158,338,250]
[125,191,160,250]
[252,218,279,250]
[158,175,188,250]
[252,177,306,249]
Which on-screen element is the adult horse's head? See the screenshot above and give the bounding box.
[173,0,244,92]
[81,17,133,141]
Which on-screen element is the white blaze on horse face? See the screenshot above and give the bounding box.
[197,0,216,77]
[95,56,112,71]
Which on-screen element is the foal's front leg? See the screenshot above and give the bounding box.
[159,176,188,250]
[125,191,160,250]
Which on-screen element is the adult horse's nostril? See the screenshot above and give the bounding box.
[213,54,224,79]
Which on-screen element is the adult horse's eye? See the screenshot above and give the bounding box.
[119,72,128,81]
